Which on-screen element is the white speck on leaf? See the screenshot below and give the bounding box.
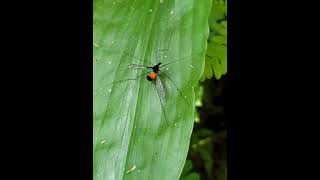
[93,42,100,48]
[126,165,136,174]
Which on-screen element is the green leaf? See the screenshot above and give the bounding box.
[94,0,212,180]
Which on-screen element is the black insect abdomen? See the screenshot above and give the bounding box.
[147,75,153,81]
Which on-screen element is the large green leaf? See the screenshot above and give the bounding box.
[93,0,212,179]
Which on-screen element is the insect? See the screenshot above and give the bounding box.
[126,59,191,124]
[111,50,205,126]
[110,28,204,125]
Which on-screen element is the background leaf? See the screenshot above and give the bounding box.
[180,160,193,177]
[180,160,200,180]
[93,0,212,180]
[180,173,200,180]
[201,0,227,81]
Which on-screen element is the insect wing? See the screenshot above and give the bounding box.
[156,75,165,98]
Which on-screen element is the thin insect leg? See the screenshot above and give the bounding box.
[128,64,150,70]
[123,50,152,67]
[110,71,151,85]
[159,50,206,68]
[159,70,189,105]
[153,84,169,126]
[155,27,175,63]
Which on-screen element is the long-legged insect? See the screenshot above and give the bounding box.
[125,61,190,125]
[111,28,204,125]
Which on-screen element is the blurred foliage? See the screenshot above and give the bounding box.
[182,77,226,180]
[201,0,227,81]
[181,0,227,179]
[180,160,200,180]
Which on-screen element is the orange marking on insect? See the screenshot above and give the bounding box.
[148,72,158,80]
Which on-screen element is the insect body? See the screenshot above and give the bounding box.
[127,63,166,103]
[146,63,161,81]
[124,58,194,126]
[109,27,204,125]
[109,46,205,126]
